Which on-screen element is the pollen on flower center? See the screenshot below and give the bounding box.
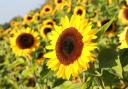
[56,27,83,65]
[16,33,34,49]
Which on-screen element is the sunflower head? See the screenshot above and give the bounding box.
[100,19,116,36]
[40,24,53,39]
[43,19,56,27]
[73,6,86,18]
[44,15,97,80]
[10,27,40,56]
[118,6,128,24]
[40,4,53,15]
[54,0,66,5]
[23,15,34,24]
[33,12,41,21]
[118,27,128,49]
[10,20,19,27]
[35,52,44,65]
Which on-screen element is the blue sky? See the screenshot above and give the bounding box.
[0,0,45,24]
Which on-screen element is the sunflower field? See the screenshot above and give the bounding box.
[1,0,128,89]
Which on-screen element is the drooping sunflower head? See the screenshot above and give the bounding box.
[63,1,71,13]
[40,4,53,15]
[40,24,53,39]
[44,15,97,80]
[118,27,128,49]
[73,6,86,18]
[118,6,128,24]
[10,27,40,56]
[33,12,41,21]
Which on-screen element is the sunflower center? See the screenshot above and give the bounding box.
[47,22,53,26]
[44,27,52,35]
[16,33,34,49]
[62,37,74,55]
[77,9,83,15]
[37,53,43,59]
[45,8,50,12]
[56,27,83,65]
[57,0,62,3]
[123,8,128,20]
[101,19,113,32]
[27,16,32,20]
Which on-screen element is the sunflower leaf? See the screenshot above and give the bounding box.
[81,77,93,89]
[112,56,123,79]
[53,81,81,89]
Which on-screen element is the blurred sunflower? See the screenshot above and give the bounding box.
[44,15,97,80]
[118,6,128,24]
[23,15,34,24]
[10,28,40,56]
[54,0,66,6]
[118,27,128,49]
[73,6,86,18]
[99,19,116,37]
[35,52,44,65]
[77,0,88,4]
[43,19,56,27]
[62,1,71,13]
[40,4,53,16]
[53,0,70,14]
[33,12,41,22]
[40,24,53,39]
[10,20,20,27]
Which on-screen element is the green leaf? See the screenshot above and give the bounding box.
[7,58,25,70]
[112,56,123,79]
[98,48,118,68]
[53,81,81,89]
[123,64,128,72]
[81,77,93,89]
[96,16,115,37]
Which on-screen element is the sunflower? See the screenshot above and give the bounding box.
[23,15,34,24]
[118,6,128,25]
[40,24,53,39]
[44,15,97,80]
[33,12,41,22]
[99,19,116,36]
[10,20,19,27]
[10,27,40,56]
[40,4,53,16]
[52,0,70,14]
[63,1,71,13]
[118,27,128,49]
[43,19,56,27]
[35,52,44,65]
[54,0,66,6]
[73,6,86,18]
